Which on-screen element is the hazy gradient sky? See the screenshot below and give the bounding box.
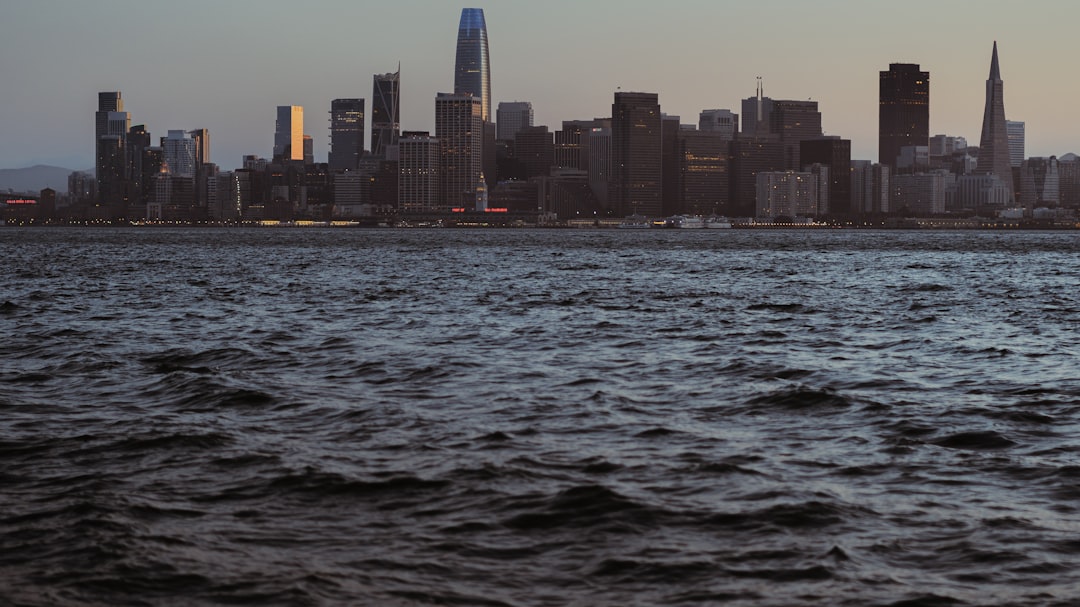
[3,0,1078,170]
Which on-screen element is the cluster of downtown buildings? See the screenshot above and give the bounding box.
[6,9,1080,227]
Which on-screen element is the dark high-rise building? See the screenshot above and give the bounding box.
[274,106,304,162]
[95,91,129,207]
[611,92,662,217]
[741,78,773,137]
[454,8,491,122]
[329,98,365,171]
[436,93,483,209]
[730,137,785,218]
[497,101,533,141]
[770,100,822,170]
[879,63,929,168]
[127,124,151,205]
[975,42,1014,200]
[372,70,400,159]
[514,125,554,179]
[188,129,210,168]
[398,131,441,213]
[801,137,852,216]
[676,129,730,216]
[661,114,682,216]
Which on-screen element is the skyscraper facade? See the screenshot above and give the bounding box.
[435,93,483,209]
[975,42,1014,200]
[611,91,662,217]
[371,70,400,159]
[699,109,738,140]
[95,91,129,206]
[329,98,365,171]
[454,8,491,122]
[741,78,773,137]
[1007,120,1025,168]
[770,100,822,170]
[398,131,441,212]
[497,101,533,141]
[514,125,554,179]
[188,129,210,168]
[274,106,304,162]
[879,63,930,168]
[800,137,852,216]
[162,130,197,177]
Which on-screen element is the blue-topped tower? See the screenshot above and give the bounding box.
[454,8,491,122]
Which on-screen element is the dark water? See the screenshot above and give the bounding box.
[2,227,1080,606]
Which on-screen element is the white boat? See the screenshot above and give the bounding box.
[669,215,705,229]
[704,216,733,229]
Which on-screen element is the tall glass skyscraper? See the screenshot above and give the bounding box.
[371,69,400,159]
[274,106,304,162]
[454,8,490,122]
[879,63,929,169]
[329,99,364,171]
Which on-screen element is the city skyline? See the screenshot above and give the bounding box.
[4,1,1080,170]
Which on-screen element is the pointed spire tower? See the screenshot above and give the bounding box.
[975,41,1014,200]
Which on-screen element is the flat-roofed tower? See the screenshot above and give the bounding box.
[879,63,929,168]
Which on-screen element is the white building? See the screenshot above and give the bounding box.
[954,174,1012,213]
[1007,120,1025,168]
[756,171,818,218]
[893,171,951,215]
[162,130,197,177]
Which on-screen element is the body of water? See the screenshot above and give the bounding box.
[2,227,1079,606]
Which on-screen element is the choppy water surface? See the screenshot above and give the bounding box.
[2,227,1080,606]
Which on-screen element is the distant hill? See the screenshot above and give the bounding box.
[0,165,80,194]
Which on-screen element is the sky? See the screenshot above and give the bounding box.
[3,0,1079,170]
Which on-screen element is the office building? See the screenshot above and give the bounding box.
[95,91,129,206]
[770,100,822,170]
[398,131,441,212]
[1007,120,1025,168]
[435,93,483,208]
[699,109,738,140]
[893,171,950,215]
[879,63,929,169]
[676,129,730,216]
[929,135,967,157]
[730,137,785,217]
[189,129,210,168]
[274,106,304,162]
[372,70,400,159]
[329,99,365,171]
[587,126,612,208]
[515,125,554,179]
[756,171,819,218]
[1019,157,1060,208]
[741,78,773,137]
[851,160,890,214]
[162,130,197,177]
[611,92,662,217]
[975,42,1014,200]
[800,137,851,216]
[497,101,533,141]
[454,8,491,122]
